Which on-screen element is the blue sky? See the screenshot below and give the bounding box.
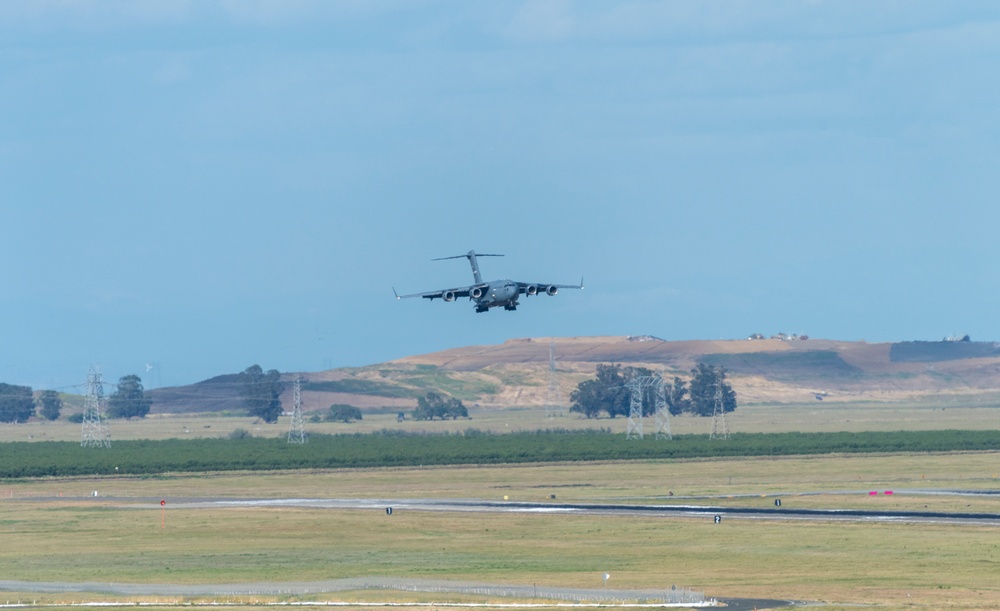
[3,2,1000,390]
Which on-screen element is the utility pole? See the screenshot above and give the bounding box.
[545,341,564,418]
[288,376,307,444]
[625,376,645,440]
[709,378,730,440]
[653,373,672,440]
[81,368,111,448]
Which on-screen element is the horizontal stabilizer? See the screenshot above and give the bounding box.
[432,253,503,261]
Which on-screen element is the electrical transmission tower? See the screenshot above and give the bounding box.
[709,380,730,440]
[625,376,646,439]
[626,374,674,441]
[545,341,564,418]
[81,368,111,448]
[653,373,672,440]
[288,376,307,444]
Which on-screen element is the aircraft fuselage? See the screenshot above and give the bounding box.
[473,280,520,312]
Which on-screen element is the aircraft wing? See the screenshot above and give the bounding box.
[393,286,472,301]
[515,278,584,294]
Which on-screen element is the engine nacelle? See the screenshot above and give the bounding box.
[470,286,485,299]
[525,285,538,296]
[546,285,558,296]
[442,290,456,302]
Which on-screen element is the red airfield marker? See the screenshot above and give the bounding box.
[160,499,166,528]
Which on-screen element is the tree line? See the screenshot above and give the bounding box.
[0,376,152,423]
[0,365,279,424]
[413,391,468,420]
[2,362,724,425]
[569,363,736,419]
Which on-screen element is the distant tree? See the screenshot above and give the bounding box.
[228,427,252,440]
[107,375,152,419]
[688,364,737,416]
[664,377,690,416]
[570,364,625,418]
[567,364,736,419]
[239,365,284,423]
[328,404,363,422]
[568,377,605,418]
[0,383,35,423]
[633,367,660,417]
[413,392,468,420]
[36,390,63,421]
[67,413,84,423]
[413,395,434,420]
[445,399,469,419]
[569,364,654,419]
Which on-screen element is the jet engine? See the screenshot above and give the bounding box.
[546,285,558,296]
[442,291,456,302]
[470,286,485,299]
[525,285,538,296]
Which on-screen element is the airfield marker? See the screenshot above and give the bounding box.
[161,499,166,528]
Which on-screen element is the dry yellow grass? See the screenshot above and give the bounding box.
[6,397,1000,444]
[1,454,999,609]
[2,497,998,607]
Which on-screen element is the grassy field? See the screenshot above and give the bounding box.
[6,398,1000,443]
[2,397,999,610]
[1,454,999,610]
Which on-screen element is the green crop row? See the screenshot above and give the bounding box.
[0,429,998,478]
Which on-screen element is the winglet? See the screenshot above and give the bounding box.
[392,287,400,299]
[579,277,585,289]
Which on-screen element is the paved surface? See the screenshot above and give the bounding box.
[129,495,1000,526]
[0,578,798,609]
[717,599,798,611]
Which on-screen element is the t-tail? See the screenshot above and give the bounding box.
[432,250,503,285]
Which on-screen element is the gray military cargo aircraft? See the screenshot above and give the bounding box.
[393,250,583,313]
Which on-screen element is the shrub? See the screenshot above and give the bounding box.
[327,404,363,423]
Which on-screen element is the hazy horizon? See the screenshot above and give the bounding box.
[3,2,999,391]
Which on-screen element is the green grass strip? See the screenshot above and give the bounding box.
[1,429,998,478]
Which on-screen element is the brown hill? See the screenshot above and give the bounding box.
[149,336,1000,414]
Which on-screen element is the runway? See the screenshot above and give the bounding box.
[12,492,994,610]
[144,494,1000,526]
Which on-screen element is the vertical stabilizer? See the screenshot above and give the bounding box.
[465,250,483,284]
[432,250,504,285]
